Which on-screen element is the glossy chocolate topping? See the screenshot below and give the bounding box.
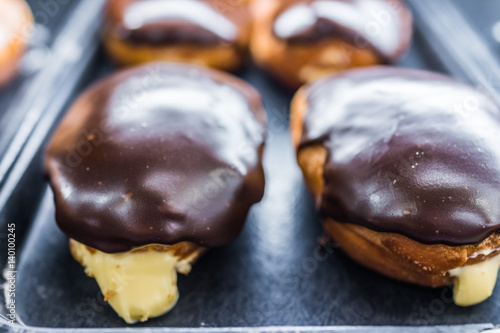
[45,63,266,253]
[105,0,247,46]
[299,67,500,246]
[273,0,412,61]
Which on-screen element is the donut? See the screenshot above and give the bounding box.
[291,66,500,306]
[45,63,266,323]
[251,0,413,89]
[0,0,33,88]
[103,0,252,71]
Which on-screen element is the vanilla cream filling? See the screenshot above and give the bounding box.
[71,240,188,323]
[449,253,500,306]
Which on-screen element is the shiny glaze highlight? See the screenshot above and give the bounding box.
[105,0,245,46]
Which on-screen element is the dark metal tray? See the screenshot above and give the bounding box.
[0,0,81,185]
[1,0,500,332]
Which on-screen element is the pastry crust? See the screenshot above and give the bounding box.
[290,85,500,287]
[0,0,32,88]
[103,34,246,71]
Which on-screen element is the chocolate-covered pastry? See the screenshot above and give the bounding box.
[291,67,500,306]
[103,0,252,71]
[45,62,266,323]
[0,0,32,88]
[251,0,412,89]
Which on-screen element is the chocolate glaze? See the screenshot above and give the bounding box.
[273,0,413,62]
[105,0,248,46]
[45,63,266,253]
[299,67,500,246]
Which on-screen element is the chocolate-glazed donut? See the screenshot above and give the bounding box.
[45,63,266,323]
[0,0,32,88]
[46,62,266,253]
[251,0,412,89]
[103,0,252,71]
[291,67,500,306]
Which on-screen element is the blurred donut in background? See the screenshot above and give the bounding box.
[103,0,253,71]
[0,0,33,88]
[250,0,413,89]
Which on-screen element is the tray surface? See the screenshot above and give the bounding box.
[0,0,78,183]
[1,0,500,331]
